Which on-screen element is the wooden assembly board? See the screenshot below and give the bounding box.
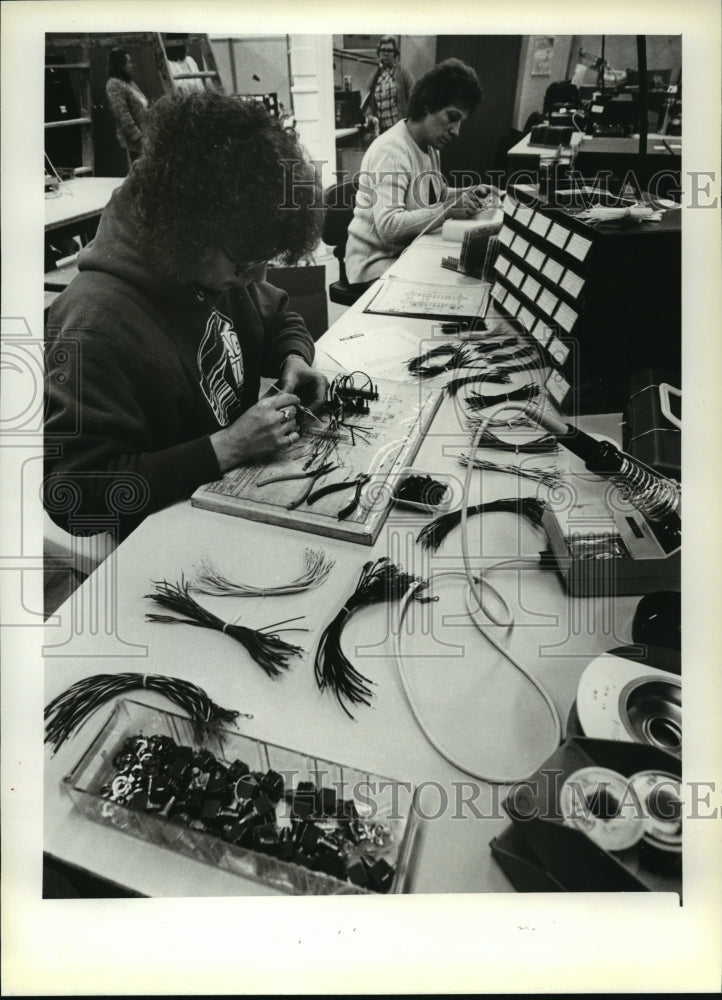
[192,377,442,544]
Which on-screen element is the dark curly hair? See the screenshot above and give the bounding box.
[407,58,482,121]
[107,47,131,80]
[130,92,323,284]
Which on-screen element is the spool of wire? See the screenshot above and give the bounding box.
[628,769,683,870]
[559,766,645,852]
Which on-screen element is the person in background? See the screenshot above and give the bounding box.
[165,39,207,93]
[346,58,495,286]
[44,93,326,541]
[105,47,149,163]
[363,35,414,135]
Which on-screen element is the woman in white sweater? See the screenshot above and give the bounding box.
[346,58,493,286]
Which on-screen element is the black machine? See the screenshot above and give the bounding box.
[334,90,362,128]
[587,93,640,137]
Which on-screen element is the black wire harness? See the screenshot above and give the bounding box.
[314,558,436,719]
[45,674,246,754]
[416,497,548,552]
[145,578,305,678]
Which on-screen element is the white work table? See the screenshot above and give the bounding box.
[44,231,637,897]
[44,176,124,232]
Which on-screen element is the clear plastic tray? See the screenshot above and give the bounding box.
[392,467,453,514]
[62,698,423,895]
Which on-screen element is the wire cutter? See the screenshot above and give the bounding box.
[256,461,339,510]
[305,473,371,520]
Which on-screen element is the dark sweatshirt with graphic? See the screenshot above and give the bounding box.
[44,177,315,539]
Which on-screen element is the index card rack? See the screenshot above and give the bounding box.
[490,184,681,415]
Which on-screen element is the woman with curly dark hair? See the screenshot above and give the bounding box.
[347,58,497,285]
[44,92,327,539]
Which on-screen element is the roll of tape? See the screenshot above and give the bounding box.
[576,654,681,755]
[628,769,682,863]
[559,766,645,852]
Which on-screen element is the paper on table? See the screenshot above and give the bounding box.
[385,241,452,281]
[321,325,423,381]
[364,276,488,321]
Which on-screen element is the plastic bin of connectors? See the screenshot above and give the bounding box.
[391,468,453,515]
[62,698,423,895]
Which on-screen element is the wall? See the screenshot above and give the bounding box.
[209,34,335,190]
[289,35,336,190]
[331,34,436,97]
[513,35,574,130]
[400,35,436,86]
[210,35,292,109]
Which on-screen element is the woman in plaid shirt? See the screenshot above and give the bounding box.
[364,36,414,134]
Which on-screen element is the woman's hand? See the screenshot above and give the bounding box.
[278,355,328,411]
[472,183,502,208]
[445,188,486,219]
[210,392,301,473]
[445,184,502,219]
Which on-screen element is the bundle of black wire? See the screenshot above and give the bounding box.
[314,557,436,718]
[473,336,519,354]
[145,578,305,678]
[416,497,548,551]
[472,427,558,453]
[465,383,541,410]
[407,344,472,378]
[445,361,541,397]
[45,673,242,754]
[445,371,512,395]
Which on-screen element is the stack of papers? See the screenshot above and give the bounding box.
[441,208,503,243]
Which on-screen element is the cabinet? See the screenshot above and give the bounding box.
[45,40,94,176]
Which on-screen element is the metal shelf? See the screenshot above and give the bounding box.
[45,117,92,129]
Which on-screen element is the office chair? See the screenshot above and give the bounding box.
[492,113,545,181]
[322,179,366,307]
[543,81,581,114]
[266,263,328,340]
